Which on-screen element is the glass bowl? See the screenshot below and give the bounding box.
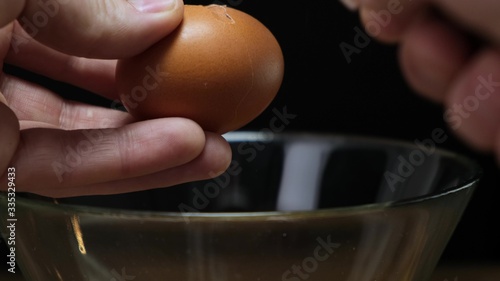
[1,132,482,281]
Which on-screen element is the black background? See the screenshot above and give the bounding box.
[2,0,499,271]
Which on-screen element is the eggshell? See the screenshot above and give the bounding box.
[115,4,284,134]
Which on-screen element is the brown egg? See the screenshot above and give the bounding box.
[115,4,284,134]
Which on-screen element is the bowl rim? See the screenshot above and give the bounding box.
[3,131,483,219]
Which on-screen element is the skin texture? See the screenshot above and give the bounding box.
[350,0,500,161]
[0,0,231,197]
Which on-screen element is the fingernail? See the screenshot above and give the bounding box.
[129,0,178,13]
[339,0,359,11]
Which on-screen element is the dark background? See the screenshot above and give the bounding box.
[2,0,499,271]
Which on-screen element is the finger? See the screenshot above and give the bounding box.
[340,0,360,11]
[3,118,206,191]
[444,48,500,152]
[19,0,184,59]
[433,0,500,45]
[398,13,473,102]
[0,94,20,176]
[1,74,132,129]
[0,21,14,61]
[6,22,118,100]
[0,0,25,27]
[359,0,429,43]
[36,132,232,197]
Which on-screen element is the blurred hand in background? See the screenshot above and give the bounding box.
[345,0,500,163]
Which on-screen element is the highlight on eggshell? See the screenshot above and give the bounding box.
[116,4,285,134]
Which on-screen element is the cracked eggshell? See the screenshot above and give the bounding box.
[115,4,285,134]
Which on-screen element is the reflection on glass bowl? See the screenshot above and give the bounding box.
[1,132,481,281]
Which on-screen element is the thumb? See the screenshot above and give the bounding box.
[0,0,25,28]
[17,0,184,59]
[0,95,20,176]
